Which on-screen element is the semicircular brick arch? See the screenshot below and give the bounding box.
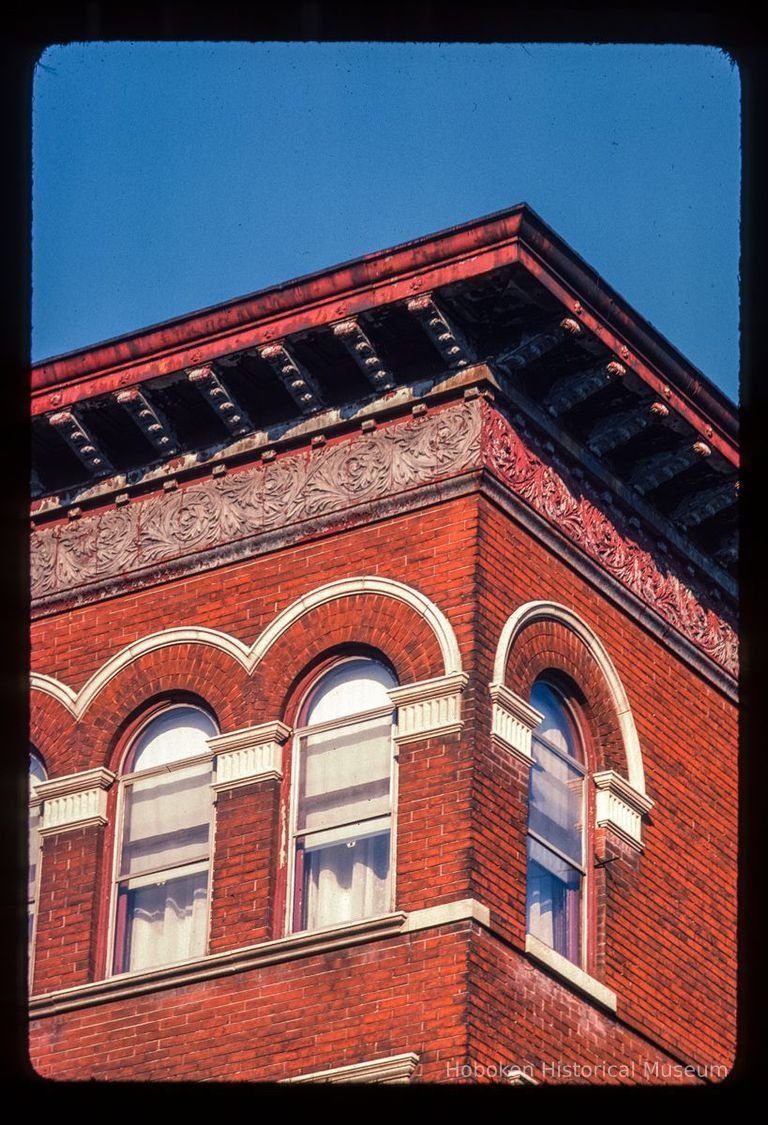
[32,642,252,775]
[29,684,80,776]
[252,591,447,722]
[30,577,461,769]
[493,600,646,793]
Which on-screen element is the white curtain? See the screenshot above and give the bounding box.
[126,871,209,972]
[303,834,390,930]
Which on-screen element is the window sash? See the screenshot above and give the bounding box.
[526,836,582,964]
[289,707,396,932]
[296,716,393,835]
[113,864,210,975]
[529,738,585,867]
[294,703,394,739]
[111,722,215,977]
[118,761,212,879]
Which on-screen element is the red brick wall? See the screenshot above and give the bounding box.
[470,496,737,1074]
[30,926,471,1082]
[28,462,737,1082]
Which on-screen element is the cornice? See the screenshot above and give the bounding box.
[31,395,737,684]
[481,402,737,680]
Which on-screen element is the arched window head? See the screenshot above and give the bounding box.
[112,703,217,976]
[526,679,588,967]
[291,656,398,933]
[29,750,47,961]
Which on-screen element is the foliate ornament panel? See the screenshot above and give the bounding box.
[482,404,738,678]
[31,402,483,601]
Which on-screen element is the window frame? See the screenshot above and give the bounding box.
[106,700,218,978]
[285,654,399,936]
[28,749,47,986]
[525,676,596,973]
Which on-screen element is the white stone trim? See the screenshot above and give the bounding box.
[30,899,491,1016]
[37,768,115,835]
[282,1053,420,1084]
[390,672,468,743]
[489,682,543,764]
[525,932,617,1012]
[30,577,462,721]
[507,1067,539,1085]
[210,721,291,791]
[593,770,654,849]
[493,601,647,794]
[402,898,491,932]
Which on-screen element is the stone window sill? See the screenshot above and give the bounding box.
[525,932,617,1012]
[30,899,489,1018]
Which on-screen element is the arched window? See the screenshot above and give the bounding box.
[526,680,588,966]
[111,703,217,975]
[28,750,47,960]
[289,657,398,932]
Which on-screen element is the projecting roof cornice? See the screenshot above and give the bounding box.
[31,205,738,589]
[32,204,736,452]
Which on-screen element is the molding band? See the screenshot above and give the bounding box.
[31,576,462,722]
[494,600,648,794]
[210,721,291,791]
[37,768,115,835]
[282,1053,420,1084]
[489,682,543,764]
[390,672,468,743]
[525,932,617,1012]
[29,899,490,1017]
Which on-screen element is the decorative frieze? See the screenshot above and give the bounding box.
[31,402,482,602]
[210,721,291,791]
[593,770,654,849]
[489,682,543,764]
[30,397,737,681]
[390,672,468,743]
[483,403,738,678]
[36,768,115,834]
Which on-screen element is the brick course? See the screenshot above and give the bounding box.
[29,429,737,1083]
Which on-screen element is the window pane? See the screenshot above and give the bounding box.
[128,706,217,772]
[115,868,208,974]
[304,659,397,726]
[297,829,390,930]
[120,761,211,877]
[530,682,578,758]
[526,837,581,963]
[529,740,584,864]
[297,717,392,834]
[28,803,40,905]
[29,753,47,792]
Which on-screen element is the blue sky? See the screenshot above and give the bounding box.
[32,42,740,402]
